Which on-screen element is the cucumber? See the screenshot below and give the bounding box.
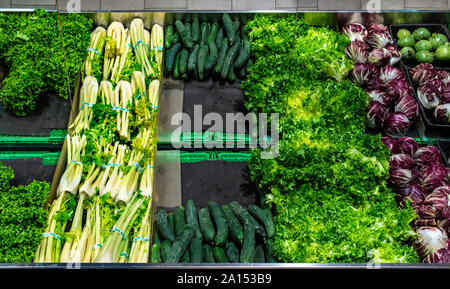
[173,51,181,79]
[189,237,203,263]
[205,41,218,73]
[229,201,266,238]
[188,44,200,75]
[165,25,173,49]
[179,48,189,76]
[208,201,229,247]
[181,248,190,263]
[228,70,236,83]
[202,244,216,263]
[157,209,175,242]
[241,25,249,42]
[233,40,250,70]
[222,14,235,43]
[168,212,175,235]
[264,239,277,263]
[213,247,229,263]
[198,207,216,244]
[222,204,243,245]
[166,224,195,263]
[225,241,239,263]
[160,240,172,262]
[186,200,202,241]
[207,22,219,45]
[230,21,240,43]
[175,20,194,50]
[152,227,161,244]
[220,41,241,79]
[165,43,182,73]
[253,245,265,263]
[185,22,192,44]
[197,44,209,80]
[174,205,187,236]
[248,205,275,238]
[200,22,210,45]
[240,221,255,263]
[214,37,228,74]
[192,20,200,43]
[151,243,161,263]
[215,28,224,49]
[172,32,180,44]
[237,65,247,79]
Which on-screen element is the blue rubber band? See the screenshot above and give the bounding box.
[101,163,122,169]
[146,164,154,169]
[132,162,142,174]
[87,47,101,56]
[112,226,127,241]
[134,40,147,50]
[92,243,102,249]
[151,105,158,110]
[120,252,129,259]
[42,232,62,241]
[151,46,164,51]
[79,102,94,110]
[111,106,132,113]
[127,43,133,49]
[143,236,149,242]
[132,236,142,243]
[72,160,83,165]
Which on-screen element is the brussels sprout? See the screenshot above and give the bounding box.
[400,47,415,60]
[398,35,416,48]
[429,33,449,50]
[412,27,431,41]
[397,28,411,39]
[435,43,450,61]
[415,40,432,52]
[415,50,435,64]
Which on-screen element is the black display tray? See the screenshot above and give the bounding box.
[0,158,57,187]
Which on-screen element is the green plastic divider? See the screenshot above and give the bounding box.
[0,151,61,165]
[180,150,251,163]
[0,129,67,146]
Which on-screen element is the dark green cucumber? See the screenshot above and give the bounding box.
[166,224,195,263]
[229,201,266,238]
[185,22,192,44]
[165,43,182,73]
[208,201,229,247]
[157,209,175,242]
[253,245,265,263]
[197,44,209,80]
[152,226,161,244]
[214,37,228,74]
[205,41,218,73]
[172,32,180,44]
[230,21,240,43]
[186,200,202,241]
[215,28,224,49]
[240,221,255,263]
[222,14,235,43]
[213,247,229,263]
[264,239,277,263]
[202,244,216,263]
[178,48,189,76]
[174,205,187,236]
[165,25,173,49]
[160,239,172,262]
[173,51,181,79]
[241,24,249,42]
[225,241,239,263]
[175,20,194,50]
[228,69,236,83]
[248,205,275,238]
[233,40,250,69]
[181,248,190,263]
[188,44,200,74]
[191,20,200,43]
[220,41,241,79]
[222,204,243,245]
[189,237,203,263]
[151,243,161,263]
[198,207,216,244]
[168,212,175,235]
[200,22,210,45]
[237,65,247,79]
[207,22,219,44]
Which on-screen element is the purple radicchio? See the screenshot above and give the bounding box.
[397,183,427,208]
[393,136,419,157]
[387,79,413,101]
[413,202,437,219]
[386,45,402,66]
[366,89,392,107]
[389,154,417,170]
[434,103,450,124]
[410,63,436,86]
[367,24,393,48]
[368,48,391,66]
[345,40,370,63]
[381,136,397,153]
[417,85,441,110]
[341,23,368,42]
[440,89,450,104]
[413,146,442,167]
[423,241,450,263]
[366,101,388,129]
[425,186,450,219]
[379,65,404,84]
[351,63,378,87]
[420,163,449,193]
[383,112,410,137]
[414,226,448,259]
[423,77,445,93]
[437,70,450,87]
[389,167,420,189]
[394,94,419,121]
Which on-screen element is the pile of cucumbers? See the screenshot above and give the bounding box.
[164,14,252,82]
[151,200,277,263]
